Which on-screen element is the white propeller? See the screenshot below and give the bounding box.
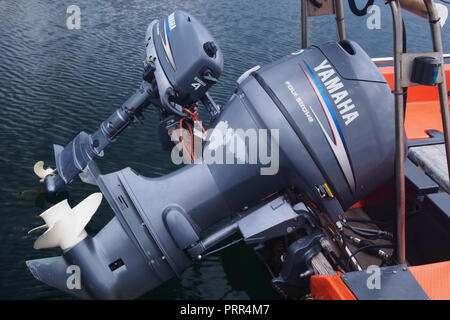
[29,193,103,250]
[33,161,56,182]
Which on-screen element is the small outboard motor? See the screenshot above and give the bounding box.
[27,11,395,299]
[145,11,223,117]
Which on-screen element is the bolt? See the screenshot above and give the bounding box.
[197,255,202,260]
[287,226,293,233]
[392,270,397,274]
[402,267,407,271]
[299,270,313,278]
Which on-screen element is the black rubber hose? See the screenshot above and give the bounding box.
[345,244,394,269]
[309,0,323,8]
[343,222,394,241]
[345,218,393,226]
[348,0,374,17]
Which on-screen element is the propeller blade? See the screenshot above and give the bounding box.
[40,199,72,226]
[27,224,48,235]
[33,161,56,182]
[72,193,103,231]
[33,161,45,178]
[33,221,63,249]
[33,220,88,251]
[32,193,102,250]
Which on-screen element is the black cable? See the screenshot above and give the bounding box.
[345,244,394,270]
[337,232,352,272]
[345,218,393,226]
[343,221,391,236]
[351,225,389,235]
[348,0,375,17]
[308,0,323,8]
[342,222,394,240]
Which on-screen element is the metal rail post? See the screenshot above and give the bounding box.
[302,0,309,48]
[301,0,346,48]
[335,0,346,41]
[388,0,406,265]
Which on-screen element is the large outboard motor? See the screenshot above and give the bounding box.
[27,11,394,299]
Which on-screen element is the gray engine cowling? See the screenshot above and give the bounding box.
[244,40,395,213]
[146,11,223,113]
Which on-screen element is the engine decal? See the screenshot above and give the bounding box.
[160,16,177,71]
[300,61,356,192]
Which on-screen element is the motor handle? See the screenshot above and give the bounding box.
[44,81,155,195]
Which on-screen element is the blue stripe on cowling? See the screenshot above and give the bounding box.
[165,17,170,44]
[304,62,347,148]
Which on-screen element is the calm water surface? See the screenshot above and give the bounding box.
[0,0,448,299]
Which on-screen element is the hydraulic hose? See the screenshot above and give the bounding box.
[348,0,375,16]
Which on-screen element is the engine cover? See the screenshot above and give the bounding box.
[146,11,223,107]
[234,40,395,212]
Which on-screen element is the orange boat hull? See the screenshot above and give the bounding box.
[311,261,450,300]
